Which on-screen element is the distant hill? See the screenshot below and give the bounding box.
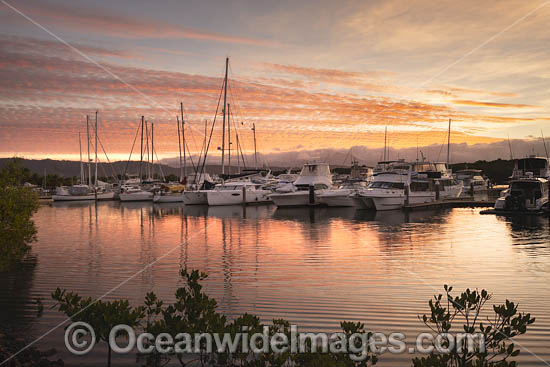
[0,158,283,179]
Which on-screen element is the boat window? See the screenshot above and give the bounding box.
[392,183,404,189]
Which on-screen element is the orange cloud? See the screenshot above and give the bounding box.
[452,100,538,109]
[0,36,539,159]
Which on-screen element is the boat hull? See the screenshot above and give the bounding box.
[207,189,272,206]
[119,191,153,202]
[182,191,208,205]
[270,190,326,207]
[153,194,183,203]
[317,193,355,207]
[52,194,95,201]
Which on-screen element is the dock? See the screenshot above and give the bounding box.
[403,199,495,211]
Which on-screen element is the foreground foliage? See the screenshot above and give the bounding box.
[413,285,535,367]
[52,272,533,367]
[0,159,39,272]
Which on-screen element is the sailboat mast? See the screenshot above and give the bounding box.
[79,132,84,184]
[180,102,186,179]
[177,116,183,182]
[86,115,92,187]
[145,122,150,179]
[237,133,240,174]
[383,126,387,162]
[151,122,155,180]
[139,116,144,181]
[252,123,257,169]
[447,118,451,165]
[221,57,229,176]
[227,103,231,175]
[94,111,98,188]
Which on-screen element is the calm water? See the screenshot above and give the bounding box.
[1,202,549,366]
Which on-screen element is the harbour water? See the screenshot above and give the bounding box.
[1,201,549,366]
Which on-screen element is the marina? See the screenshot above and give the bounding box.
[2,1,550,366]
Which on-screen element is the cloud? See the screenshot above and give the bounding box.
[0,36,545,159]
[452,100,538,108]
[1,1,280,47]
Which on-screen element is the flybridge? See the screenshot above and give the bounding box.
[512,156,550,179]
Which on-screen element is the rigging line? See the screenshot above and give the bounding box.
[436,127,448,162]
[197,72,226,180]
[184,138,197,174]
[230,109,248,168]
[194,65,227,175]
[152,144,165,181]
[90,123,119,182]
[180,103,201,154]
[227,79,254,157]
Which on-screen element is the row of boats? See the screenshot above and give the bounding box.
[52,156,550,214]
[53,159,474,211]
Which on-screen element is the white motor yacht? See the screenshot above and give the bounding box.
[353,161,462,211]
[317,181,368,207]
[494,177,549,212]
[206,181,272,206]
[269,163,333,207]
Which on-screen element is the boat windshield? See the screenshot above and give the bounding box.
[369,181,404,189]
[300,164,330,176]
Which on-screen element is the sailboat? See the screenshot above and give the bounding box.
[120,117,155,202]
[53,113,115,201]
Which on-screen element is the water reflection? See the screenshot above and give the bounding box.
[0,203,548,366]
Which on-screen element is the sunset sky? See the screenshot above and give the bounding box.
[1,0,549,162]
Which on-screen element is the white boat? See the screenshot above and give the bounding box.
[119,187,153,202]
[153,193,183,203]
[182,190,209,205]
[494,177,549,212]
[269,163,333,207]
[206,181,272,206]
[317,181,368,207]
[493,156,550,212]
[52,185,115,201]
[455,169,488,195]
[354,161,462,211]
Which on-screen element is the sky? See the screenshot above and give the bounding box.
[0,0,549,162]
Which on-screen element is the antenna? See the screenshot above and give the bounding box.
[446,118,451,165]
[542,130,549,159]
[507,133,514,160]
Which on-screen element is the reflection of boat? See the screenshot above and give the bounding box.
[207,182,271,206]
[207,204,276,219]
[270,163,333,207]
[272,206,357,222]
[182,204,209,217]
